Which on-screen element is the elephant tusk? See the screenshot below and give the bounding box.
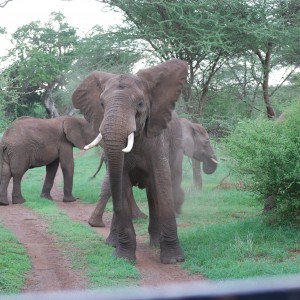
[211,158,219,164]
[122,132,134,153]
[84,133,103,150]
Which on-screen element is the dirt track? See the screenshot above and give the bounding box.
[0,164,204,293]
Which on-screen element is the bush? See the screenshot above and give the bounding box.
[226,101,300,224]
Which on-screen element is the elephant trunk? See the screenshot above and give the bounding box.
[100,106,135,213]
[105,143,124,213]
[203,155,218,174]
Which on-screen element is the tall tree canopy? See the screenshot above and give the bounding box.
[2,12,78,118]
[98,0,300,119]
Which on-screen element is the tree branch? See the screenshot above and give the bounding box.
[0,0,13,8]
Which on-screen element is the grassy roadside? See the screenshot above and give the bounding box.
[21,160,140,289]
[179,154,300,279]
[0,225,31,294]
[1,143,299,294]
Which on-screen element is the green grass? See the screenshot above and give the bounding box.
[181,219,300,279]
[73,148,105,204]
[1,144,299,293]
[0,225,31,294]
[178,156,300,279]
[21,159,140,289]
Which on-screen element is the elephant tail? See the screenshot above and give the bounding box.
[89,152,106,180]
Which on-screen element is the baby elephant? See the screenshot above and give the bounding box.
[0,116,98,205]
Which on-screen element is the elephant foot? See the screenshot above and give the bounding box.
[40,193,53,200]
[63,195,77,202]
[88,216,105,228]
[113,246,136,263]
[0,196,9,205]
[12,196,26,204]
[106,232,117,247]
[160,244,185,264]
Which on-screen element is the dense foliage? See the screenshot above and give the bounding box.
[99,0,300,120]
[0,1,300,127]
[226,100,300,224]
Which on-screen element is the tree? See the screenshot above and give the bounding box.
[59,25,142,111]
[218,0,300,118]
[74,26,141,74]
[99,0,300,120]
[98,0,238,119]
[2,12,78,118]
[0,70,20,130]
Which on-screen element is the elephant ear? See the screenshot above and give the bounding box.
[63,117,86,150]
[137,59,188,137]
[72,71,116,131]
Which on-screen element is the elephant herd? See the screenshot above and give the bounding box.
[0,59,218,264]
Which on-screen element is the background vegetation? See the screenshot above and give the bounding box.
[0,0,300,294]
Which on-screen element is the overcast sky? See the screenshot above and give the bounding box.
[0,0,289,83]
[0,0,123,56]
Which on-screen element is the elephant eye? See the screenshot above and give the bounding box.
[100,101,104,109]
[138,100,144,108]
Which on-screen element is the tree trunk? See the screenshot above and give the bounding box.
[263,194,277,213]
[43,89,60,118]
[197,55,222,117]
[255,43,276,119]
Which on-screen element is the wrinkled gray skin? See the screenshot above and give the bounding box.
[89,118,218,227]
[0,116,97,205]
[72,59,188,264]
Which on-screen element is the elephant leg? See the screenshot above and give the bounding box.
[105,212,117,246]
[172,152,185,216]
[40,159,59,200]
[12,174,26,204]
[129,188,147,220]
[147,185,159,247]
[89,172,111,227]
[192,159,203,189]
[108,174,136,262]
[152,160,184,264]
[0,162,11,205]
[59,148,76,202]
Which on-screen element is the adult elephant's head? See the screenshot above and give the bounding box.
[72,60,188,208]
[180,118,218,174]
[63,116,98,150]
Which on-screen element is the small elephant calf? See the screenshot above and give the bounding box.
[0,116,98,205]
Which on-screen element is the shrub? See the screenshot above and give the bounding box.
[226,101,300,224]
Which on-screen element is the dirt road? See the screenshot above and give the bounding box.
[0,166,204,293]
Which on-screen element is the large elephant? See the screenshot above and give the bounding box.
[0,116,97,205]
[88,118,218,227]
[72,59,188,263]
